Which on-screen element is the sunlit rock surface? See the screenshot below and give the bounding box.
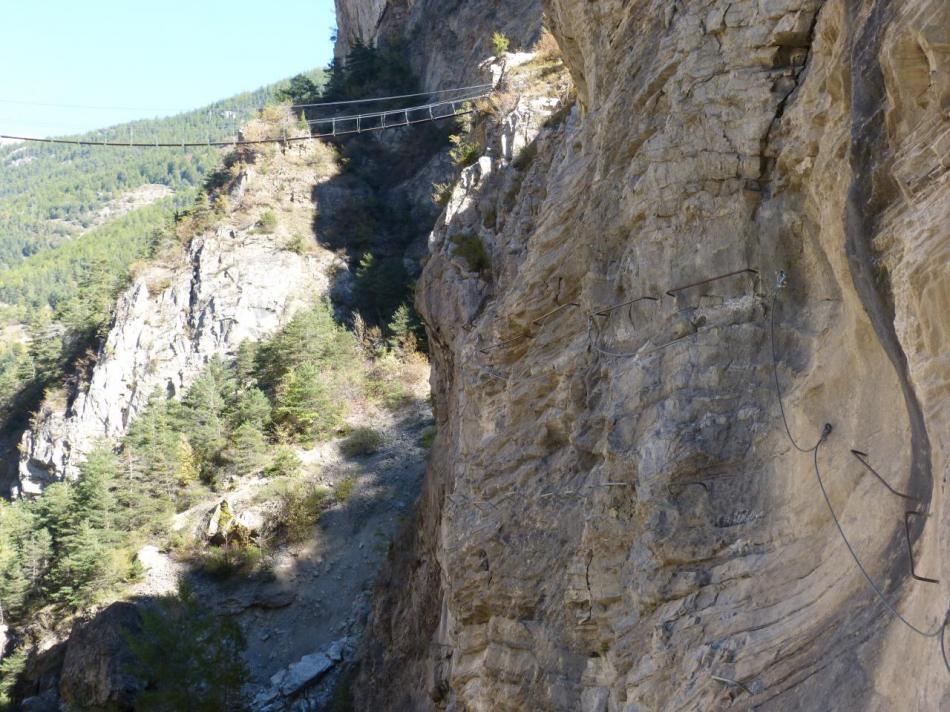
[19,133,339,492]
[346,0,950,709]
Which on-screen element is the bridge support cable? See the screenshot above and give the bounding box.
[0,92,491,148]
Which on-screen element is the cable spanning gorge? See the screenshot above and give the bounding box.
[0,88,492,147]
[0,0,946,708]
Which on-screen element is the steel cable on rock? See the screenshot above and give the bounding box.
[768,284,826,453]
[769,274,950,671]
[810,442,946,639]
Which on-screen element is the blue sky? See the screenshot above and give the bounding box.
[0,0,337,138]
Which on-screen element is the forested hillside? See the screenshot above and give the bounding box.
[0,70,324,275]
[0,72,325,437]
[0,76,438,706]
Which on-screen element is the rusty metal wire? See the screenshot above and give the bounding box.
[711,674,754,696]
[850,449,919,501]
[769,285,828,453]
[667,472,743,499]
[667,481,709,497]
[904,512,939,584]
[590,295,658,318]
[666,268,759,298]
[478,332,530,355]
[812,437,947,638]
[532,302,580,327]
[770,271,950,669]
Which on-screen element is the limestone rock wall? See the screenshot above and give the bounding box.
[353,0,950,710]
[333,0,388,58]
[18,135,339,494]
[335,0,543,89]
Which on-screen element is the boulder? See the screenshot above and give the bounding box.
[275,652,333,697]
[58,602,144,710]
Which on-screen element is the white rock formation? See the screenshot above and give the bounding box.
[18,136,339,494]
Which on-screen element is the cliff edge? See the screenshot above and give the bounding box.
[347,0,950,709]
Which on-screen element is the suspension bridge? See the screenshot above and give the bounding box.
[0,84,493,148]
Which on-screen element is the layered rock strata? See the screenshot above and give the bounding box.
[335,0,543,88]
[351,0,950,709]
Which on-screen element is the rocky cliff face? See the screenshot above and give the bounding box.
[18,124,339,494]
[351,0,950,710]
[335,0,543,88]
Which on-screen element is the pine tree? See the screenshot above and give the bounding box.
[20,528,52,587]
[127,392,182,489]
[231,388,270,431]
[233,340,259,386]
[125,585,249,711]
[225,422,267,476]
[254,303,354,395]
[181,357,232,466]
[72,444,119,533]
[33,481,74,548]
[55,257,121,343]
[0,645,27,709]
[26,307,63,382]
[387,303,417,353]
[176,435,199,486]
[273,363,342,442]
[49,521,108,608]
[0,559,30,622]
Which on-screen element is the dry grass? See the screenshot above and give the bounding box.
[362,351,429,411]
[431,181,454,207]
[533,29,562,62]
[340,427,385,458]
[146,274,173,297]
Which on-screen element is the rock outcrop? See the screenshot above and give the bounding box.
[252,637,353,712]
[58,602,143,710]
[18,128,339,494]
[350,0,950,710]
[335,0,543,88]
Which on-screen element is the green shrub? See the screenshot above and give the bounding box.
[201,544,261,580]
[256,210,278,233]
[125,585,249,711]
[264,445,303,479]
[363,356,416,411]
[449,134,481,168]
[513,142,538,171]
[449,233,491,276]
[326,665,357,712]
[335,477,357,503]
[431,182,454,207]
[340,427,385,458]
[418,426,437,449]
[276,482,333,541]
[287,233,307,254]
[491,31,511,56]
